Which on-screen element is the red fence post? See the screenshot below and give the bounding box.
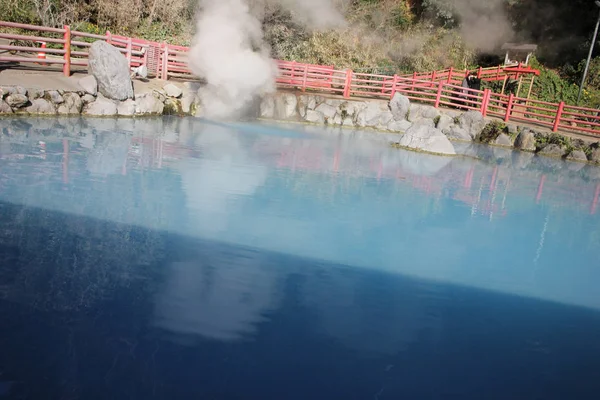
[448,67,453,83]
[434,81,444,108]
[481,89,490,116]
[126,37,132,69]
[161,42,169,80]
[301,64,308,92]
[431,70,436,88]
[553,101,564,132]
[390,74,398,99]
[477,66,482,79]
[343,69,352,98]
[63,25,71,77]
[504,93,514,122]
[106,30,112,45]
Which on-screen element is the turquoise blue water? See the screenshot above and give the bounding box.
[1,116,600,399]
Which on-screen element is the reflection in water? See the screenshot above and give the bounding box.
[1,117,600,399]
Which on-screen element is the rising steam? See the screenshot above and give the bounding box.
[188,0,345,120]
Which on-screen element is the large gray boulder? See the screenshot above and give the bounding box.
[46,90,64,104]
[397,123,456,155]
[356,102,387,127]
[538,144,565,158]
[591,148,600,165]
[387,119,412,132]
[458,110,487,139]
[26,98,56,114]
[117,99,136,116]
[135,93,164,115]
[437,114,454,131]
[408,103,441,123]
[494,133,513,147]
[567,149,588,163]
[389,92,410,121]
[444,125,472,141]
[315,103,337,120]
[305,109,325,124]
[28,88,44,101]
[5,94,28,108]
[274,93,298,119]
[163,83,183,98]
[84,95,118,116]
[88,41,134,101]
[514,129,536,151]
[57,93,83,114]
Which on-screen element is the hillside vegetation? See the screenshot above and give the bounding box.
[2,0,600,108]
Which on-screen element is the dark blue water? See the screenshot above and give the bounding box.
[1,117,600,399]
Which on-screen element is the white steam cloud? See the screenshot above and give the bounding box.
[188,0,345,120]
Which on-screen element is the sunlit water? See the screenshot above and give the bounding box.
[1,116,600,399]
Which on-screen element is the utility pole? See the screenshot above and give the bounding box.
[577,1,600,105]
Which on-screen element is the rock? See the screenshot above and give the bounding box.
[378,111,394,127]
[79,75,98,95]
[591,148,600,164]
[494,133,513,147]
[163,98,181,115]
[356,102,386,127]
[14,86,27,96]
[389,92,410,121]
[273,92,298,120]
[84,95,118,116]
[0,87,16,98]
[538,144,565,158]
[408,103,441,122]
[514,129,536,151]
[81,94,96,104]
[331,113,343,125]
[436,114,454,131]
[342,116,354,127]
[46,90,64,104]
[315,103,337,120]
[387,119,412,132]
[305,109,325,124]
[88,41,133,100]
[25,98,56,114]
[260,95,275,118]
[163,83,183,98]
[28,88,44,100]
[458,110,486,139]
[117,99,136,116]
[340,101,366,119]
[444,126,472,141]
[567,149,588,163]
[297,95,317,118]
[397,124,456,155]
[57,92,83,114]
[5,94,28,108]
[0,100,13,114]
[507,124,519,135]
[135,93,164,115]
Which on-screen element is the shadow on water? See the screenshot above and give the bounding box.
[0,202,600,400]
[1,117,600,399]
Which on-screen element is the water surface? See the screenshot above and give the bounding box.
[1,117,600,399]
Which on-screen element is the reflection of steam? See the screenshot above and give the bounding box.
[154,258,279,342]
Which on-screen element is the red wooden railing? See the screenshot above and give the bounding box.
[2,20,600,136]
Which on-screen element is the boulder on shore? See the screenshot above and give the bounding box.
[397,123,456,155]
[88,41,134,101]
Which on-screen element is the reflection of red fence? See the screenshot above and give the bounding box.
[2,20,600,136]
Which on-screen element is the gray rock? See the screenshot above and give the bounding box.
[28,88,45,100]
[14,86,27,95]
[331,113,343,125]
[0,100,13,114]
[494,133,513,147]
[436,114,454,131]
[397,124,456,155]
[305,109,325,124]
[25,98,56,114]
[315,103,337,120]
[514,129,536,151]
[387,119,412,132]
[507,124,519,135]
[0,86,16,98]
[81,94,96,104]
[79,75,98,95]
[84,95,118,116]
[342,116,354,127]
[591,148,600,164]
[164,98,181,115]
[163,83,183,98]
[88,41,133,101]
[538,144,565,158]
[5,94,28,108]
[567,149,588,163]
[135,93,164,115]
[297,95,317,118]
[444,126,472,141]
[57,92,83,114]
[409,103,441,122]
[260,96,275,118]
[356,102,385,127]
[181,93,196,114]
[458,110,486,139]
[378,111,394,127]
[389,92,410,121]
[117,99,136,116]
[46,90,64,104]
[274,93,298,119]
